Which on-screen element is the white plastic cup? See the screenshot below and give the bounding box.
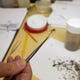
[35,1,51,13]
[65,18,80,51]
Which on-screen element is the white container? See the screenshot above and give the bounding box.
[25,14,48,33]
[65,18,80,51]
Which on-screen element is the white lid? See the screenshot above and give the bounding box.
[27,14,47,30]
[66,18,80,34]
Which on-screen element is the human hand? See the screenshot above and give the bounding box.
[0,56,32,80]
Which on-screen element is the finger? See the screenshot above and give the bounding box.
[23,63,32,73]
[16,63,32,80]
[7,56,14,62]
[0,60,26,77]
[16,73,32,80]
[4,56,14,80]
[15,55,21,60]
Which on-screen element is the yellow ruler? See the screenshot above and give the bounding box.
[22,35,28,59]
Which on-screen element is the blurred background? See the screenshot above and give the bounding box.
[0,0,80,8]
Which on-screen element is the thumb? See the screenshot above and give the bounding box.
[16,63,32,80]
[0,60,26,77]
